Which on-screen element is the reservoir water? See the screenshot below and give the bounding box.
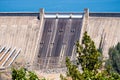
[0,0,120,12]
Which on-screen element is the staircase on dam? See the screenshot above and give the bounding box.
[37,11,83,69]
[0,46,20,69]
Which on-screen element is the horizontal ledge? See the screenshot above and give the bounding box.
[44,14,83,18]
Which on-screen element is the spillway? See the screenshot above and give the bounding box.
[37,17,83,69]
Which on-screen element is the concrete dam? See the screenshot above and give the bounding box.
[0,8,120,70]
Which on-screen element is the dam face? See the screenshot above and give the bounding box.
[0,13,40,68]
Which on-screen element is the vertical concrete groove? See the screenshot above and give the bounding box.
[32,9,45,69]
[80,9,89,44]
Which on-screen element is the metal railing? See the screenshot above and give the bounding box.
[0,46,5,53]
[0,47,11,61]
[8,49,21,66]
[1,48,16,66]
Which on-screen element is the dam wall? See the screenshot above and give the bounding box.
[89,13,120,17]
[0,9,84,69]
[0,8,120,70]
[0,13,41,67]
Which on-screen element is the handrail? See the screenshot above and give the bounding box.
[0,47,11,61]
[0,66,5,70]
[7,49,21,67]
[0,46,5,53]
[1,48,16,66]
[44,14,83,18]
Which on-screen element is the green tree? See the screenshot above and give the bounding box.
[66,57,84,80]
[62,32,120,80]
[106,42,120,74]
[11,67,40,80]
[28,71,39,80]
[76,32,102,71]
[12,68,27,80]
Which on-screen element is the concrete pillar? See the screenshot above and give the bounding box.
[40,8,44,20]
[84,8,89,31]
[70,14,72,19]
[32,8,45,69]
[79,8,89,44]
[84,8,89,19]
[56,13,58,19]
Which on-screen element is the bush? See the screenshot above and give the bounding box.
[11,67,41,80]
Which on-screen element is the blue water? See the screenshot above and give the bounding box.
[0,0,120,12]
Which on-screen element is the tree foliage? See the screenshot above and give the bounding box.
[76,32,102,71]
[61,32,120,80]
[11,67,41,80]
[106,42,120,74]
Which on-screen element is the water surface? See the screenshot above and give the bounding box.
[0,0,120,12]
